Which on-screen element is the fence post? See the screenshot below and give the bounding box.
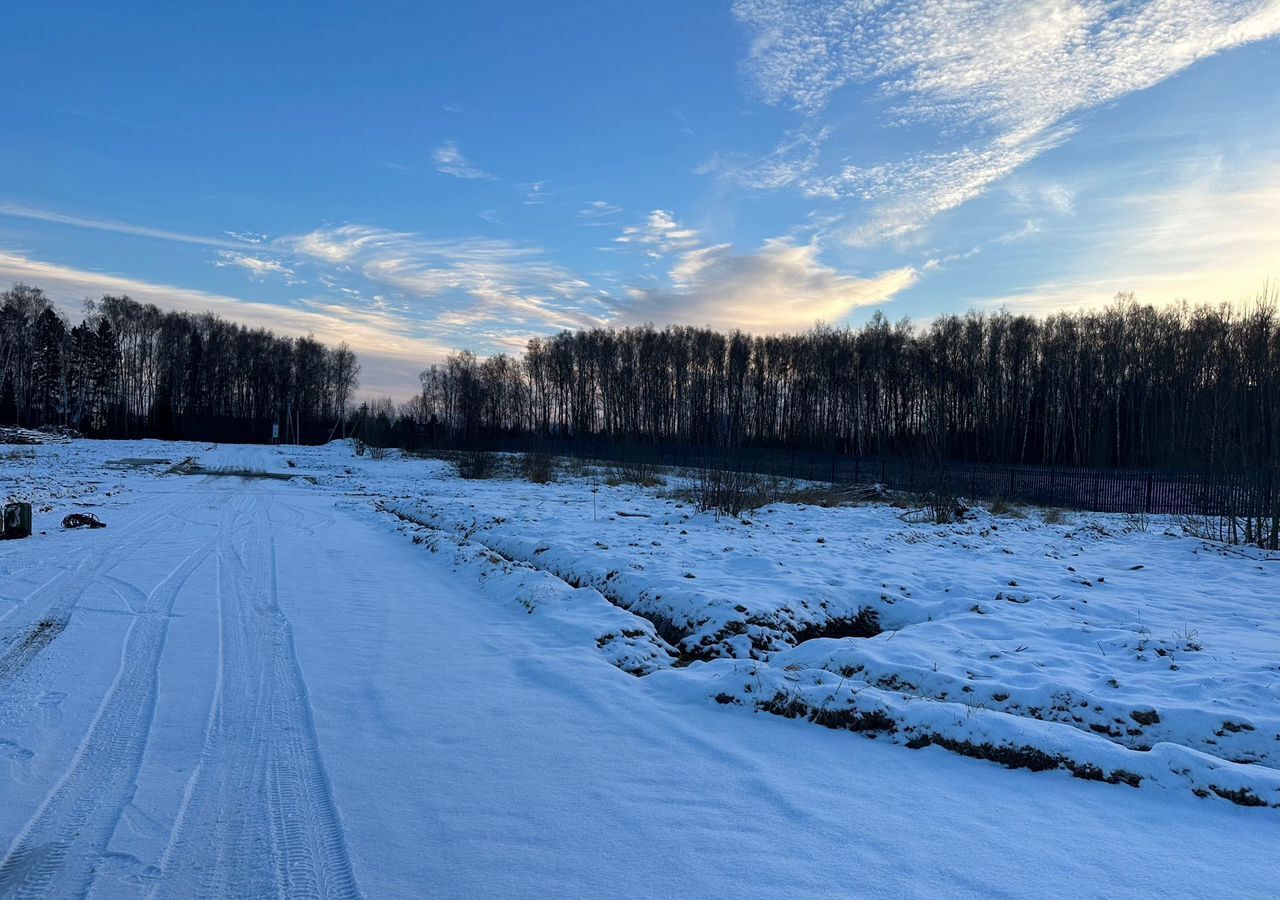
[1145,472,1154,514]
[1267,467,1278,551]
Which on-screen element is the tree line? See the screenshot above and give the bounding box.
[375,292,1278,478]
[7,277,1277,482]
[0,283,359,442]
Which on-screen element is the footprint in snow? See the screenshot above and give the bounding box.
[96,851,162,885]
[0,737,35,779]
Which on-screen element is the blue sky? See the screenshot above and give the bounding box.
[3,1,1278,396]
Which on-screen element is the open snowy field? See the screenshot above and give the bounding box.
[2,438,1278,898]
[375,454,1280,807]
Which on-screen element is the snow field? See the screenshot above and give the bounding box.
[6,438,1278,813]
[4,438,1280,899]
[341,448,1280,808]
[1,438,208,518]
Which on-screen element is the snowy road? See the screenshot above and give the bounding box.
[1,445,1277,898]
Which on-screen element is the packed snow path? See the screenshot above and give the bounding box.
[1,444,1277,898]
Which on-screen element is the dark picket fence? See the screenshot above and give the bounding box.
[433,435,1275,519]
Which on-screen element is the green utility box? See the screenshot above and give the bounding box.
[1,502,32,540]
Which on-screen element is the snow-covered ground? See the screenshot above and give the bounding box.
[375,457,1280,807]
[1,439,1278,898]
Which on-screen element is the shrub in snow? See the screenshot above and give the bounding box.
[519,451,558,484]
[693,465,767,518]
[455,450,497,480]
[605,458,664,487]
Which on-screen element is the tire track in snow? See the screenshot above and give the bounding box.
[264,528,362,900]
[0,496,178,631]
[0,502,179,686]
[153,494,277,897]
[0,569,68,628]
[154,493,361,900]
[269,500,337,538]
[0,525,213,899]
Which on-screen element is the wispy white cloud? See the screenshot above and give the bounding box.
[289,225,605,331]
[991,220,1042,245]
[612,206,917,330]
[737,1,1280,118]
[975,158,1280,313]
[290,225,394,264]
[0,201,246,249]
[215,250,297,281]
[576,200,623,222]
[625,236,918,331]
[731,0,1280,240]
[922,244,983,271]
[432,141,495,180]
[810,125,1076,244]
[521,181,551,205]
[225,230,267,245]
[1009,181,1076,218]
[615,210,702,258]
[696,125,829,189]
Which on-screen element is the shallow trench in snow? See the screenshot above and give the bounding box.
[380,495,1280,810]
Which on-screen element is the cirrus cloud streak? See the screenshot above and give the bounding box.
[731,0,1280,240]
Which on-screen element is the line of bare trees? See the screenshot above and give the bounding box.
[362,292,1276,547]
[0,283,359,441]
[396,293,1277,474]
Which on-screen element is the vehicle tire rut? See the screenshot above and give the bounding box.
[0,501,179,687]
[0,520,212,899]
[153,493,361,900]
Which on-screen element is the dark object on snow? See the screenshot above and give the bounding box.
[1,502,33,539]
[0,426,42,445]
[62,512,107,530]
[38,424,82,440]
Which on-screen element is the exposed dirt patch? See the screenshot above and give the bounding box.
[1130,708,1160,726]
[1208,786,1269,807]
[905,733,1143,787]
[198,469,295,480]
[105,458,172,469]
[758,691,897,735]
[167,457,293,480]
[0,617,68,682]
[790,608,882,644]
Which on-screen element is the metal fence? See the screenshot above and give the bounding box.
[438,435,1275,518]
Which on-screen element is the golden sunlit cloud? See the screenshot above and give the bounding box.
[623,237,918,331]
